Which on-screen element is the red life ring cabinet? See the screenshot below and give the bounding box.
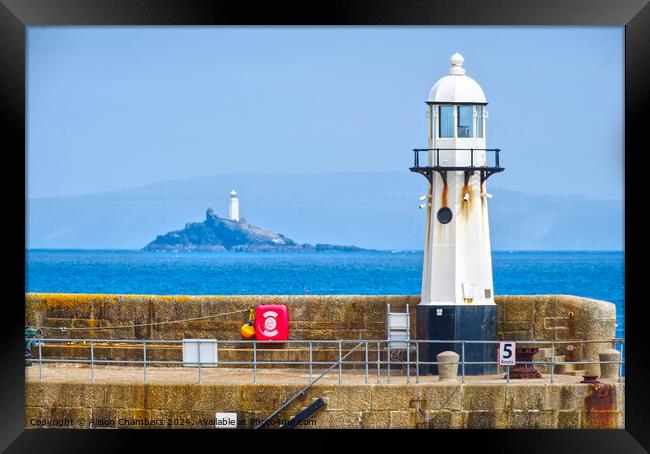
[255,305,289,341]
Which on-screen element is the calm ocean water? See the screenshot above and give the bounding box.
[25,250,624,338]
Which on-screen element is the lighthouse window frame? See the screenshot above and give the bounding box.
[475,105,484,138]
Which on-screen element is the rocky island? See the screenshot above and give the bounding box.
[143,208,367,252]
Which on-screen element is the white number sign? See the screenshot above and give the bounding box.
[499,341,516,366]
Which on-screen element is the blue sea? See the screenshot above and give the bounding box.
[25,250,624,338]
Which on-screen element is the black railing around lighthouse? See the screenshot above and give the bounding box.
[410,148,504,185]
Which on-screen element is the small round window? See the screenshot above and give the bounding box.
[437,207,453,224]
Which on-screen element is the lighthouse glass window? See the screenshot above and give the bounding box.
[438,105,454,138]
[457,106,474,138]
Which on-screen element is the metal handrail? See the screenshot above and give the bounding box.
[29,337,625,385]
[255,342,365,429]
[28,337,623,344]
[412,148,502,168]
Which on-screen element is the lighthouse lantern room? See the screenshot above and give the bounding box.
[410,53,504,375]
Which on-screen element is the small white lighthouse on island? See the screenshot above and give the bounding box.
[229,190,240,222]
[410,53,504,375]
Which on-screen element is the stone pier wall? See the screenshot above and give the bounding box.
[25,293,616,374]
[25,293,616,342]
[25,381,624,429]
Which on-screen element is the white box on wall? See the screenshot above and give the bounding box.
[182,339,219,366]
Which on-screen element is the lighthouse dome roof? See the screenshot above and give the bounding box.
[427,53,486,104]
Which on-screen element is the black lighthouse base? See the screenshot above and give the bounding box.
[416,304,498,375]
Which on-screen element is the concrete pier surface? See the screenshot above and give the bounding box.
[27,363,618,386]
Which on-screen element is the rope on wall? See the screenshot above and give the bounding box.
[38,308,249,333]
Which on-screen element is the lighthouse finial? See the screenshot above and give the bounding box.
[449,52,466,75]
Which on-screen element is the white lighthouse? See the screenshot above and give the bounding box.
[229,190,240,222]
[411,53,504,375]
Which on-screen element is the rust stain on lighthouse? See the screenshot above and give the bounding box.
[461,184,471,219]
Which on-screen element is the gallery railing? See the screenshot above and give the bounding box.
[26,338,624,385]
[412,148,502,169]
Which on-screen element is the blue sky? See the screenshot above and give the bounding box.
[27,27,623,200]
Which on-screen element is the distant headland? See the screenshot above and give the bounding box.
[143,207,367,252]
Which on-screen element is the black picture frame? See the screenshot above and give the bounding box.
[2,0,647,451]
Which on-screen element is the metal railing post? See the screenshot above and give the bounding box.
[550,341,554,384]
[436,148,440,166]
[253,341,257,384]
[90,340,95,383]
[470,148,474,167]
[406,340,411,384]
[376,341,380,384]
[308,342,313,384]
[143,342,147,384]
[461,341,465,384]
[618,340,624,383]
[38,343,43,382]
[387,341,391,384]
[197,341,202,384]
[338,340,342,384]
[416,341,420,384]
[364,342,369,384]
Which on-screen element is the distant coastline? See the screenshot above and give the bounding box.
[27,172,623,251]
[25,249,624,253]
